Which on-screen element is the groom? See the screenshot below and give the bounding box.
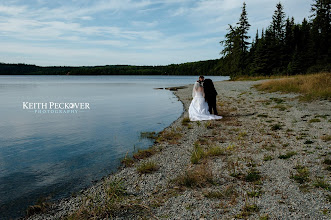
[199,76,218,115]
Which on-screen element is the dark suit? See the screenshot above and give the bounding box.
[203,79,218,115]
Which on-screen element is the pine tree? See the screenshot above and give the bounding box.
[272,2,286,41]
[237,2,251,53]
[269,2,287,73]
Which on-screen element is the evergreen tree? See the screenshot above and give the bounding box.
[220,2,250,76]
[237,2,251,53]
[310,0,331,64]
[272,2,286,41]
[269,2,287,73]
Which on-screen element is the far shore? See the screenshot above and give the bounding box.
[29,79,331,219]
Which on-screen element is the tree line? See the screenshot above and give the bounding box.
[219,0,330,77]
[0,59,222,75]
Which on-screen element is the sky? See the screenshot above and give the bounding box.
[0,0,313,66]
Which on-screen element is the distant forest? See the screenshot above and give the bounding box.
[0,59,221,76]
[0,0,330,77]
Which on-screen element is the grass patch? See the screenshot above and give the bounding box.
[156,128,182,144]
[121,156,135,167]
[260,214,270,220]
[291,165,310,184]
[304,140,314,144]
[182,117,190,126]
[232,75,283,81]
[323,158,331,165]
[247,190,263,198]
[137,161,159,174]
[273,104,287,111]
[309,118,321,123]
[270,97,285,104]
[315,114,329,119]
[321,135,331,141]
[205,121,218,129]
[255,73,331,101]
[26,197,51,217]
[237,131,248,140]
[140,131,157,140]
[271,124,282,131]
[236,204,260,218]
[174,163,214,188]
[313,178,331,191]
[133,148,156,160]
[206,146,226,157]
[66,179,129,219]
[263,155,273,161]
[191,144,205,164]
[245,169,262,182]
[204,184,237,199]
[278,151,297,159]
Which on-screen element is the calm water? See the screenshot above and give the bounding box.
[0,75,229,219]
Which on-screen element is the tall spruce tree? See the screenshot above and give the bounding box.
[220,2,250,76]
[270,2,287,73]
[272,2,286,41]
[237,2,251,53]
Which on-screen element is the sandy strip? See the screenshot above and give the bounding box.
[29,80,331,220]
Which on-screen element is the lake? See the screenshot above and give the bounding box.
[0,75,229,219]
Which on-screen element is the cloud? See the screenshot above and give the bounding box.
[0,5,26,15]
[0,0,313,66]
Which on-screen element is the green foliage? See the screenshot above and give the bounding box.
[137,161,159,174]
[313,178,331,191]
[133,148,156,160]
[278,151,297,159]
[271,124,282,131]
[174,164,214,188]
[220,1,331,78]
[323,158,331,165]
[263,155,273,161]
[182,117,191,126]
[191,145,205,164]
[245,169,262,182]
[237,204,260,218]
[291,165,310,184]
[140,131,157,139]
[309,118,321,123]
[204,185,237,199]
[0,59,224,76]
[121,157,135,167]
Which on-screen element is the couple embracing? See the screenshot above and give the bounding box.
[188,76,222,121]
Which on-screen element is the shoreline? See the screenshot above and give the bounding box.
[29,80,330,219]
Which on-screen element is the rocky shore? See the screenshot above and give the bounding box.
[29,80,331,219]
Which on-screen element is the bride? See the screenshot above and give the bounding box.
[189,81,222,121]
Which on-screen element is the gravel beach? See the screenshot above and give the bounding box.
[29,80,331,220]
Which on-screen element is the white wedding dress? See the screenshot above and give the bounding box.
[189,82,222,121]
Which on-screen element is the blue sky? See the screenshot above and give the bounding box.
[0,0,313,66]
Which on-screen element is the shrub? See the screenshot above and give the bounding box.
[174,163,213,188]
[291,165,309,184]
[133,148,156,160]
[278,151,297,159]
[137,161,159,174]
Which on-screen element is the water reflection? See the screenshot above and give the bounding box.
[0,75,229,219]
